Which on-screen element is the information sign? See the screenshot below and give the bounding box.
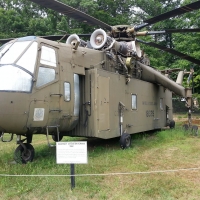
[56,142,87,164]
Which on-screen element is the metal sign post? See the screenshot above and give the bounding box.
[70,164,75,189]
[56,141,88,189]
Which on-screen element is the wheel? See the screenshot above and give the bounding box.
[120,133,131,149]
[169,120,175,129]
[14,143,35,164]
[52,134,63,142]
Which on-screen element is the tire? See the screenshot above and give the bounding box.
[52,134,63,142]
[169,120,175,129]
[14,143,35,164]
[120,133,131,149]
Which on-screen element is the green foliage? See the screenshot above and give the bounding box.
[0,0,200,92]
[0,8,25,38]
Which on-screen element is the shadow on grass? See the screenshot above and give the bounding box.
[32,130,160,163]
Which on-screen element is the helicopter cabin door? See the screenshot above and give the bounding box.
[58,69,80,132]
[27,43,60,132]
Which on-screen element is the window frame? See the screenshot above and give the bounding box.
[131,94,137,110]
[64,82,71,102]
[36,43,58,89]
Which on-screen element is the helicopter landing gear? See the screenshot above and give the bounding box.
[169,120,175,129]
[14,143,35,164]
[120,133,131,149]
[191,125,198,136]
[14,134,35,164]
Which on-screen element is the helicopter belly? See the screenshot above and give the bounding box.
[0,93,29,134]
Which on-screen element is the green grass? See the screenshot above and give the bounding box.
[1,127,200,200]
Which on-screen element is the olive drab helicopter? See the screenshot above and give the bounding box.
[0,0,200,163]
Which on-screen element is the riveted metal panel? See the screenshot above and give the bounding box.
[97,75,110,132]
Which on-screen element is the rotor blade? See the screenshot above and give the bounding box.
[140,1,200,28]
[41,35,69,41]
[0,34,91,45]
[136,39,200,65]
[0,38,15,44]
[40,34,91,40]
[164,28,200,33]
[136,28,200,36]
[29,0,111,30]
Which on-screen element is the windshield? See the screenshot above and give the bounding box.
[0,41,31,64]
[0,37,38,92]
[0,66,32,92]
[0,42,13,60]
[16,42,38,73]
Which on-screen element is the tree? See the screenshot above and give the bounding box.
[0,0,199,85]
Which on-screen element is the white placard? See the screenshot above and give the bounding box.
[56,142,88,164]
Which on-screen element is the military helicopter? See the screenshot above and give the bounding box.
[0,0,200,163]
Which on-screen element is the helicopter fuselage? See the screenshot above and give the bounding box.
[0,36,174,140]
[0,0,199,164]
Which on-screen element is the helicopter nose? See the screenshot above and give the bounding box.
[0,92,29,134]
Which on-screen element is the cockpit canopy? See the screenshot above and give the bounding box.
[0,36,38,92]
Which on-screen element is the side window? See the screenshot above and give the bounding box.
[132,94,137,110]
[64,82,71,101]
[36,67,55,87]
[40,46,56,67]
[36,45,57,87]
[74,74,80,116]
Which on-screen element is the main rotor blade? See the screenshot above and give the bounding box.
[136,28,200,36]
[141,1,200,28]
[0,38,15,44]
[29,0,111,30]
[0,34,91,45]
[164,28,200,33]
[40,34,91,40]
[137,39,200,65]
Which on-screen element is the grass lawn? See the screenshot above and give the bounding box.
[0,126,200,200]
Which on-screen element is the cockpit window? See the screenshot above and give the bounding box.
[36,45,57,88]
[0,37,37,92]
[0,65,32,92]
[0,42,13,60]
[17,42,37,73]
[36,67,55,87]
[0,42,13,54]
[0,41,32,64]
[40,46,56,67]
